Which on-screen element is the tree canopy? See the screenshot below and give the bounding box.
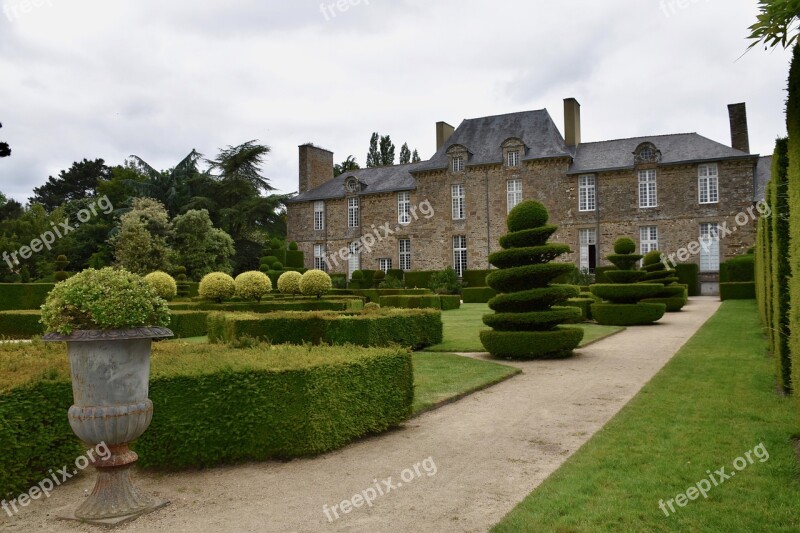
[748,0,800,50]
[0,122,9,158]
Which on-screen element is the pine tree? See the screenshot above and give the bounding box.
[399,143,411,164]
[412,149,421,162]
[379,135,395,166]
[366,133,380,168]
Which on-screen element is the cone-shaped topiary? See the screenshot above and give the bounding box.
[480,200,583,359]
[590,238,666,325]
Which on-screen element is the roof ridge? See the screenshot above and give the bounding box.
[578,132,699,145]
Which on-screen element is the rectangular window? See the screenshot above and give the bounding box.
[348,241,360,278]
[579,228,597,272]
[507,179,522,213]
[638,169,657,208]
[507,150,520,167]
[452,156,464,172]
[640,226,658,255]
[313,201,325,231]
[579,175,596,212]
[347,197,359,228]
[453,235,467,277]
[699,223,720,272]
[698,164,719,204]
[452,184,465,220]
[313,244,326,271]
[398,191,410,225]
[379,258,392,273]
[399,239,411,271]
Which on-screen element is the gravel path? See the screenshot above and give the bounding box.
[4,297,721,533]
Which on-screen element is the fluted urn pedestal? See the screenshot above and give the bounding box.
[44,327,173,527]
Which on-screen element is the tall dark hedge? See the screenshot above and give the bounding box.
[788,43,800,400]
[771,138,790,391]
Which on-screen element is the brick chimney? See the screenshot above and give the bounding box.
[564,98,581,147]
[728,103,750,153]
[436,121,454,151]
[298,143,333,194]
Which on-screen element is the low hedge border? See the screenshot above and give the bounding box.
[353,289,432,303]
[378,295,461,310]
[208,309,443,349]
[591,303,666,326]
[462,287,497,304]
[0,284,55,311]
[0,342,413,495]
[562,297,595,321]
[462,270,493,288]
[168,298,363,312]
[720,282,756,301]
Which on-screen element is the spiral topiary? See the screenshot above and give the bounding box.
[637,250,687,312]
[54,254,70,282]
[199,272,236,303]
[480,200,583,359]
[144,271,178,300]
[300,269,332,299]
[277,271,302,296]
[234,271,272,302]
[589,238,666,325]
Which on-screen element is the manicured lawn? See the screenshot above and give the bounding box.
[425,303,624,352]
[493,300,800,532]
[411,352,519,414]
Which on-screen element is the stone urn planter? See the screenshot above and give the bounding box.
[41,268,172,526]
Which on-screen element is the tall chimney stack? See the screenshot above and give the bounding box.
[564,98,581,147]
[728,103,750,154]
[298,143,334,194]
[436,121,454,151]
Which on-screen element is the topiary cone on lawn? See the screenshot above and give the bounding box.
[479,200,584,359]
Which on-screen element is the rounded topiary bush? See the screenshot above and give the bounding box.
[289,241,299,251]
[277,271,302,295]
[374,270,386,281]
[271,261,284,271]
[351,270,364,281]
[234,271,272,302]
[144,271,178,300]
[614,237,636,255]
[300,269,332,299]
[261,256,278,267]
[506,201,548,233]
[199,272,236,303]
[364,302,381,311]
[41,267,170,335]
[481,200,583,359]
[54,271,70,282]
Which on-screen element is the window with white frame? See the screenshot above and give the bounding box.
[698,164,719,204]
[379,258,392,273]
[579,175,596,212]
[579,228,597,272]
[453,235,467,277]
[640,226,658,255]
[313,201,325,231]
[699,223,720,272]
[452,156,464,172]
[399,239,411,271]
[348,241,360,277]
[398,191,410,225]
[347,197,359,228]
[507,179,522,212]
[313,244,326,271]
[452,184,465,220]
[507,150,520,167]
[638,169,657,208]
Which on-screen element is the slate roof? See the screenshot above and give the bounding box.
[289,161,421,202]
[567,133,754,175]
[755,155,773,202]
[413,109,571,172]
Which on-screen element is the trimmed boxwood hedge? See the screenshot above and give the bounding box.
[479,327,584,359]
[462,270,493,288]
[0,283,54,310]
[483,307,581,330]
[593,266,616,284]
[208,309,442,349]
[0,341,413,495]
[462,287,497,303]
[169,311,210,338]
[720,255,755,283]
[498,225,558,249]
[720,282,756,301]
[640,297,686,313]
[562,297,595,321]
[167,298,363,312]
[403,271,437,289]
[378,295,460,310]
[354,288,432,303]
[284,250,305,268]
[675,264,700,296]
[590,284,664,304]
[590,303,667,326]
[488,285,579,313]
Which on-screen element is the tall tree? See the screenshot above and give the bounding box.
[0,123,9,158]
[366,133,380,168]
[412,149,421,162]
[110,198,172,275]
[127,150,202,218]
[748,0,800,50]
[334,155,360,177]
[171,209,235,278]
[30,159,110,212]
[399,143,411,164]
[379,135,395,166]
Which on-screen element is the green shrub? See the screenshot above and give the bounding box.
[386,269,404,281]
[168,298,361,313]
[0,311,44,338]
[486,263,575,293]
[285,250,304,268]
[300,269,332,299]
[462,287,497,303]
[720,282,756,301]
[403,271,437,289]
[479,327,584,359]
[462,270,493,288]
[488,285,579,313]
[0,284,54,311]
[594,266,616,284]
[770,137,791,392]
[506,200,548,233]
[261,255,279,267]
[379,295,443,309]
[591,303,667,326]
[378,276,404,289]
[199,272,236,303]
[483,307,581,330]
[675,263,700,296]
[169,311,209,338]
[561,298,594,321]
[271,261,284,271]
[720,255,755,282]
[40,268,170,335]
[614,237,636,254]
[590,284,664,304]
[331,273,347,289]
[288,241,298,251]
[489,244,572,269]
[640,297,686,312]
[364,302,380,311]
[53,271,70,282]
[429,266,462,294]
[440,295,461,310]
[499,225,558,249]
[145,271,178,300]
[234,271,272,302]
[606,270,647,284]
[642,250,662,266]
[277,271,302,295]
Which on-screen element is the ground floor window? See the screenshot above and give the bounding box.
[579,228,597,272]
[314,244,326,271]
[640,226,659,255]
[348,241,360,278]
[699,223,720,272]
[379,258,392,273]
[399,239,411,271]
[453,235,467,277]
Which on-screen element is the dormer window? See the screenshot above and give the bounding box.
[634,142,662,165]
[344,176,360,194]
[452,156,464,172]
[507,151,520,167]
[502,138,525,169]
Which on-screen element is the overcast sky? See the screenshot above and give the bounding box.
[0,0,793,203]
